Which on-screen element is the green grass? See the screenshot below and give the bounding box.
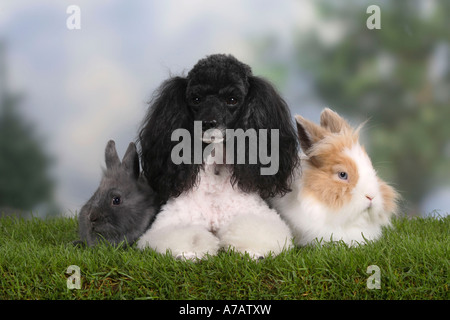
[0,215,448,300]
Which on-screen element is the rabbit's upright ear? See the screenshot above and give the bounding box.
[105,140,121,169]
[295,115,327,154]
[320,108,351,133]
[122,142,140,180]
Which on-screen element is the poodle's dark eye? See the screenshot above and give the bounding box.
[192,96,202,105]
[225,97,238,106]
[112,196,121,206]
[338,172,348,180]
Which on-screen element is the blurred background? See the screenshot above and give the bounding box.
[0,0,448,218]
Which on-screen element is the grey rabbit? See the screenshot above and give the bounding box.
[76,140,157,247]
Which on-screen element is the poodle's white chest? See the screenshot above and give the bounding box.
[159,164,271,234]
[190,167,238,230]
[172,165,261,232]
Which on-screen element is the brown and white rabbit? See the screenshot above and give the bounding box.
[271,108,399,246]
[76,140,157,247]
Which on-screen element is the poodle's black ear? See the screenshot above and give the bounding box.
[232,76,299,198]
[138,77,199,203]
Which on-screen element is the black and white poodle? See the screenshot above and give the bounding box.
[137,54,299,259]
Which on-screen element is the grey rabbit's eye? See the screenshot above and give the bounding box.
[112,196,121,206]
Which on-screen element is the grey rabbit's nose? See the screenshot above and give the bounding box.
[89,211,101,223]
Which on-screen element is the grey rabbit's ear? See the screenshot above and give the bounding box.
[105,140,121,169]
[121,142,140,180]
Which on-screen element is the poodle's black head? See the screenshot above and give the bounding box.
[139,54,299,204]
[186,54,252,132]
[188,54,251,91]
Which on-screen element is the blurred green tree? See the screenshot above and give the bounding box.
[0,42,55,216]
[293,0,450,214]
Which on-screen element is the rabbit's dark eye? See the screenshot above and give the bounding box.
[338,171,348,180]
[112,196,121,206]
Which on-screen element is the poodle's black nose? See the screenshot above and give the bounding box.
[202,120,217,130]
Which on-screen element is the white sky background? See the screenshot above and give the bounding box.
[0,0,448,217]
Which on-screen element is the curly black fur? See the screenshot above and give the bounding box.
[138,54,299,204]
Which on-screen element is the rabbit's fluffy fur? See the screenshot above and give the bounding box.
[77,140,156,247]
[271,108,399,246]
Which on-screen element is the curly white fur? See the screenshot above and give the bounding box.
[137,161,292,259]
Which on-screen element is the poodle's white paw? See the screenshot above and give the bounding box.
[218,213,293,257]
[175,252,202,261]
[243,250,265,260]
[137,225,220,259]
